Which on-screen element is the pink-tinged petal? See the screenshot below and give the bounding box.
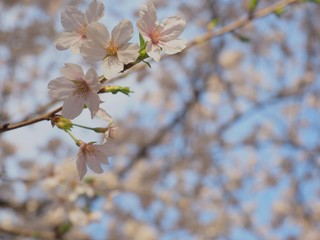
[96,108,113,123]
[136,19,152,41]
[76,150,87,180]
[95,144,110,160]
[93,148,109,164]
[85,68,101,92]
[117,43,139,64]
[55,32,82,51]
[86,153,103,173]
[111,19,133,45]
[101,56,123,79]
[146,42,161,62]
[85,92,100,119]
[61,7,85,31]
[80,40,106,62]
[86,0,105,23]
[61,63,84,80]
[160,16,186,41]
[139,2,157,32]
[159,39,188,55]
[62,95,85,119]
[48,77,74,99]
[86,22,109,46]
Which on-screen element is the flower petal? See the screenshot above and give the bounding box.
[76,149,88,180]
[117,43,139,64]
[48,77,74,99]
[93,150,109,165]
[61,63,84,80]
[137,2,157,34]
[159,39,188,55]
[87,153,103,174]
[136,20,152,42]
[160,16,186,41]
[101,56,123,79]
[85,91,101,119]
[62,95,85,119]
[111,19,133,46]
[69,38,86,54]
[80,40,106,62]
[86,22,109,46]
[95,143,110,161]
[85,68,101,92]
[61,7,85,31]
[95,108,113,123]
[146,41,161,62]
[55,32,82,51]
[86,0,105,23]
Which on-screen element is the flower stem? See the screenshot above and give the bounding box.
[65,130,80,146]
[72,123,96,131]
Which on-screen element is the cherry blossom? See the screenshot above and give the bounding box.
[76,141,109,180]
[48,63,101,119]
[95,108,119,142]
[55,0,105,53]
[137,1,187,62]
[80,20,139,79]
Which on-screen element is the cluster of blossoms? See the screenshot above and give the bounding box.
[48,0,187,180]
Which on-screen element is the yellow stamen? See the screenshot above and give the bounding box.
[73,80,89,97]
[77,24,87,39]
[106,41,119,56]
[150,28,161,44]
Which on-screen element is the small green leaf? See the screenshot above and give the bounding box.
[233,32,251,43]
[56,222,72,235]
[249,0,259,13]
[274,6,285,17]
[207,18,219,30]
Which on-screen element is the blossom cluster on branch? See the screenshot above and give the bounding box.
[47,0,187,180]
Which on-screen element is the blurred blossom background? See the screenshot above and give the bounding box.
[1,0,320,239]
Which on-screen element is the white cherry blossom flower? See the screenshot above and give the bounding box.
[48,63,101,119]
[137,1,187,62]
[80,19,139,79]
[55,0,105,54]
[76,141,109,180]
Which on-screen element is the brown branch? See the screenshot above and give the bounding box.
[187,0,298,49]
[0,0,299,134]
[0,225,55,240]
[0,106,61,133]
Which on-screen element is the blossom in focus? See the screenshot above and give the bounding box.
[55,0,105,53]
[76,141,109,180]
[137,1,187,62]
[80,19,139,79]
[48,63,101,119]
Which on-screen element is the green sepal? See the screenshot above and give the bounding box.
[143,60,152,68]
[54,116,73,131]
[139,33,146,50]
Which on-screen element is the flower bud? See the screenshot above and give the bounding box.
[107,125,119,139]
[52,116,73,131]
